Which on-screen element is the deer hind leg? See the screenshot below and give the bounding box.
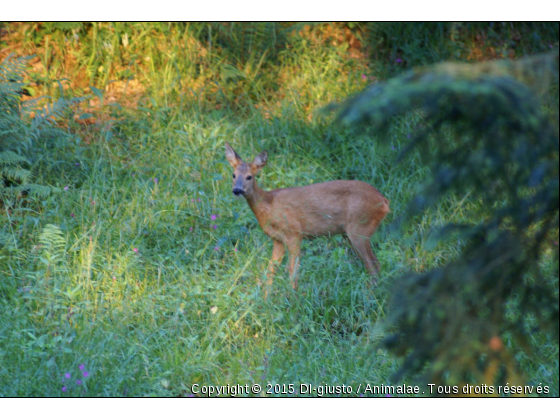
[264,240,285,299]
[286,238,302,291]
[346,231,380,286]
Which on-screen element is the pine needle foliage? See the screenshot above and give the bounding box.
[336,51,559,387]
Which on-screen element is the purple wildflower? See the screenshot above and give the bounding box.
[79,364,85,371]
[214,247,220,251]
[154,178,159,184]
[64,186,69,191]
[361,74,367,81]
[385,393,392,397]
[396,58,403,63]
[70,213,75,218]
[83,371,89,378]
[62,386,67,392]
[65,373,71,379]
[210,214,218,221]
[75,163,80,167]
[212,224,218,229]
[76,380,82,386]
[133,248,139,253]
[189,227,193,232]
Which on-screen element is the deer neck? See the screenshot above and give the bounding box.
[245,181,272,221]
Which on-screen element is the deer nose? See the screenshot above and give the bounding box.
[233,188,244,196]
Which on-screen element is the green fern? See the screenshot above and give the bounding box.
[0,164,32,184]
[0,150,29,166]
[0,55,83,202]
[38,224,66,255]
[36,223,67,279]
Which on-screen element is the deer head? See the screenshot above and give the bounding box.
[225,142,267,197]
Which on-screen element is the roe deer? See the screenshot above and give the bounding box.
[225,143,390,297]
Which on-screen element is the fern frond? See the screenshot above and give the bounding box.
[18,184,55,198]
[1,55,84,203]
[0,150,30,165]
[38,224,66,253]
[0,166,31,184]
[0,55,30,82]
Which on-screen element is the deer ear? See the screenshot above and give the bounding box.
[252,150,268,172]
[225,142,242,168]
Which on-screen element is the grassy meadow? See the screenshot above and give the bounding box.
[0,23,558,397]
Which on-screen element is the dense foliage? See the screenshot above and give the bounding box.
[337,51,559,387]
[0,55,85,204]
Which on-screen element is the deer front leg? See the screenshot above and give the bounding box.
[264,240,285,299]
[286,238,301,291]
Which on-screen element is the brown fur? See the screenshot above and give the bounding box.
[225,143,390,297]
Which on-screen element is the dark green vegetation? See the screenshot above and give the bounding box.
[337,51,559,388]
[0,23,558,397]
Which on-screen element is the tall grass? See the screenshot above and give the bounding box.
[0,22,558,397]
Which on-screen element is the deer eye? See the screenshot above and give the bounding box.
[232,174,236,179]
[246,176,253,180]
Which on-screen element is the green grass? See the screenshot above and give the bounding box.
[0,22,558,397]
